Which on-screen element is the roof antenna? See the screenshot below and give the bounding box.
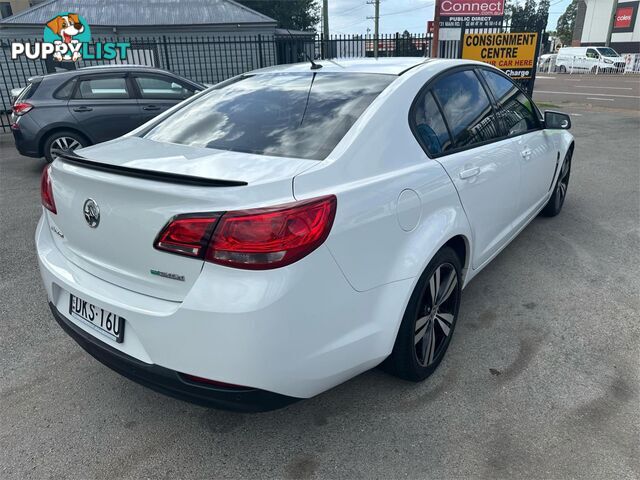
[285,28,322,70]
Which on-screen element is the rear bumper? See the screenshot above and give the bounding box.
[49,301,298,412]
[37,214,413,400]
[12,128,40,157]
[11,115,41,158]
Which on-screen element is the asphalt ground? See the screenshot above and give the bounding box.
[533,72,640,112]
[1,107,639,479]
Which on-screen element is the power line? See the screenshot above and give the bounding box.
[332,2,367,15]
[380,1,435,17]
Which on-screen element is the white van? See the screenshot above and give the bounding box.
[555,46,625,73]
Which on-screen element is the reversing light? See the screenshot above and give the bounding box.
[154,214,220,258]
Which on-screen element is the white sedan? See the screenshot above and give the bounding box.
[37,58,574,411]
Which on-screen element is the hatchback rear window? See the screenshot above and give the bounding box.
[142,72,395,160]
[15,80,40,102]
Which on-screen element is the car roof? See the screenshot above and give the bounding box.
[251,57,435,76]
[35,64,200,83]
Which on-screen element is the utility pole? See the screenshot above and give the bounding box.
[605,0,619,47]
[432,0,441,58]
[374,0,380,59]
[323,0,330,57]
[367,0,380,58]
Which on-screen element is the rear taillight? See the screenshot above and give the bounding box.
[208,195,337,269]
[12,102,33,116]
[40,165,57,214]
[154,195,337,270]
[154,214,220,258]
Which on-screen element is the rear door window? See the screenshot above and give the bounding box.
[74,76,130,99]
[480,69,541,136]
[142,72,394,160]
[430,69,502,149]
[133,75,196,100]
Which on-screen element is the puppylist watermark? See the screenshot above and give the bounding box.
[11,12,130,62]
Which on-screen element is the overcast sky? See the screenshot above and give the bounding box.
[328,0,573,35]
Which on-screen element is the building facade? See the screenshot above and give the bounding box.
[0,0,48,19]
[574,0,640,53]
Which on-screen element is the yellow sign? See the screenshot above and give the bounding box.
[462,32,538,79]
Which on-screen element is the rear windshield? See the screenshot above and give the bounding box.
[15,80,40,103]
[142,72,395,160]
[596,47,620,57]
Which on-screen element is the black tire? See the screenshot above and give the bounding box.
[387,246,462,382]
[540,148,572,217]
[559,65,567,74]
[43,130,89,163]
[591,66,598,74]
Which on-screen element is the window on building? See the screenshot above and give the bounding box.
[0,2,13,18]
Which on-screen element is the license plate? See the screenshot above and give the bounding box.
[69,294,125,343]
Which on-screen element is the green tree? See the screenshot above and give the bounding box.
[509,0,549,32]
[535,0,550,31]
[556,0,578,46]
[396,30,419,56]
[235,0,320,31]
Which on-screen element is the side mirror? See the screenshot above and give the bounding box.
[544,110,571,130]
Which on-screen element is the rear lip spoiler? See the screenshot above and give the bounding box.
[55,152,248,187]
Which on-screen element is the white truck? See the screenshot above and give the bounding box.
[555,46,626,73]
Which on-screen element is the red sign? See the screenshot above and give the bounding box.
[440,0,504,17]
[615,6,634,28]
[613,2,638,32]
[427,20,434,33]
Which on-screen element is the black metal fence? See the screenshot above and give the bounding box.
[0,33,432,132]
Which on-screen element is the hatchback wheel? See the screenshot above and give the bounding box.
[43,131,88,163]
[541,148,572,217]
[388,246,462,381]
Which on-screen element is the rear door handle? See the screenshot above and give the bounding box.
[72,106,93,112]
[142,105,161,111]
[521,148,532,160]
[459,167,480,179]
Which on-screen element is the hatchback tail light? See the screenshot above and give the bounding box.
[41,166,57,214]
[154,195,337,270]
[12,102,33,116]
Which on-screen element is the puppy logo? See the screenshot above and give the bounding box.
[11,13,129,62]
[43,12,91,62]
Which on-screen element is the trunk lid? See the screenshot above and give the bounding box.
[46,137,316,301]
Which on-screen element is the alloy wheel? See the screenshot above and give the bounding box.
[555,157,571,210]
[414,263,459,367]
[50,136,82,159]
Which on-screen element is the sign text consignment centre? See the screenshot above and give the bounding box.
[461,32,538,80]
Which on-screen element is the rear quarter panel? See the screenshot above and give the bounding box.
[293,62,473,293]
